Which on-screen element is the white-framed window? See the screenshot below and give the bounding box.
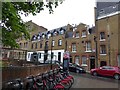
[33,35,36,40]
[58,39,62,46]
[53,31,57,36]
[99,9,104,16]
[82,30,86,37]
[75,56,80,65]
[28,53,31,59]
[100,32,105,41]
[42,34,45,38]
[40,43,42,48]
[52,40,55,47]
[75,32,79,38]
[60,30,64,34]
[81,56,87,66]
[48,34,51,39]
[37,35,40,40]
[35,43,37,49]
[38,53,41,59]
[86,41,92,52]
[100,45,106,54]
[72,43,76,52]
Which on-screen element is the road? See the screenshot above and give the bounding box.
[70,72,120,90]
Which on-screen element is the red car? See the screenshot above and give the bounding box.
[90,66,120,80]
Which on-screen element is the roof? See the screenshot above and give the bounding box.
[96,2,120,19]
[31,25,67,41]
[26,20,48,31]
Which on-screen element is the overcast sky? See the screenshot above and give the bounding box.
[21,0,96,30]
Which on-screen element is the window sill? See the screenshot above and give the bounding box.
[100,54,107,56]
[81,36,86,38]
[75,37,79,38]
[81,64,88,67]
[100,39,106,41]
[85,51,92,52]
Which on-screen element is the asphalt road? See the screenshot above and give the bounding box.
[70,72,120,90]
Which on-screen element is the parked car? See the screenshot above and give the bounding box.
[90,66,120,80]
[69,63,86,73]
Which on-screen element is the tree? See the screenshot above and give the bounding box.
[2,1,64,48]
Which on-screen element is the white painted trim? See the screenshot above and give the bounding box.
[85,51,92,53]
[100,39,106,41]
[27,49,65,63]
[97,11,120,20]
[100,54,107,56]
[81,64,88,67]
[81,35,87,38]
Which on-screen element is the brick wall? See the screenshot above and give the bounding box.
[2,64,58,83]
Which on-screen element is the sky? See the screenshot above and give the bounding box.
[21,0,96,30]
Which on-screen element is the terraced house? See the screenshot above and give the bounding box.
[19,22,95,71]
[2,20,96,70]
[95,2,120,67]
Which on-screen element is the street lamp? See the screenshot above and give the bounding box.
[94,36,98,68]
[50,32,53,70]
[108,35,111,66]
[107,17,111,66]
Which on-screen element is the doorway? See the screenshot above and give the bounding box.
[70,55,72,63]
[100,61,107,66]
[58,52,61,62]
[90,56,95,69]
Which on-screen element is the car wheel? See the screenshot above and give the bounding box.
[93,72,97,76]
[114,74,120,80]
[76,70,79,73]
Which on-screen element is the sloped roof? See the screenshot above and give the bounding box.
[96,2,120,18]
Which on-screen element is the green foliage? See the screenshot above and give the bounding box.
[2,1,64,48]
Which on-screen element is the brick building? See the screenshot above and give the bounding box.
[3,2,120,71]
[95,2,120,67]
[22,22,96,71]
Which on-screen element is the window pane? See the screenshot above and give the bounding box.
[82,56,87,64]
[100,45,106,54]
[58,39,62,46]
[61,30,64,34]
[40,43,42,48]
[75,56,79,65]
[82,31,86,37]
[76,32,79,38]
[52,40,55,46]
[38,53,41,59]
[35,43,37,49]
[100,32,105,40]
[72,43,76,52]
[86,41,91,51]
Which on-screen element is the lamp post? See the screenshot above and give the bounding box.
[94,36,98,68]
[50,32,53,70]
[107,17,111,66]
[108,35,111,66]
[65,40,67,52]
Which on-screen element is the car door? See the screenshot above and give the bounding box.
[106,67,115,76]
[98,66,108,76]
